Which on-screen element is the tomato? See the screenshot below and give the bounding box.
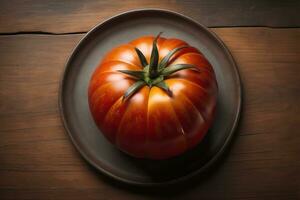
[88,33,218,159]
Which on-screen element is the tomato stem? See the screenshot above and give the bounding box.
[118,33,200,101]
[148,32,161,79]
[149,66,158,79]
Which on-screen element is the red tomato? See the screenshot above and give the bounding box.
[88,34,218,159]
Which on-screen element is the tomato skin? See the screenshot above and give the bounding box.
[88,36,218,159]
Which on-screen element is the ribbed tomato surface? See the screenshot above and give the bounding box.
[88,36,218,159]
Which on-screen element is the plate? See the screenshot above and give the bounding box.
[59,9,242,186]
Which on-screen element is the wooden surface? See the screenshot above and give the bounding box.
[0,0,300,33]
[1,1,300,200]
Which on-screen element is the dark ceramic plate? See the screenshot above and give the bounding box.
[59,9,242,186]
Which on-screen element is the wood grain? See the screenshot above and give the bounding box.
[0,0,299,34]
[0,28,300,199]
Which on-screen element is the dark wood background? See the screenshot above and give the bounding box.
[0,1,300,199]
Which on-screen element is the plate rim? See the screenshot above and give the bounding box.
[58,8,242,186]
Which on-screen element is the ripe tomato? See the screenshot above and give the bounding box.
[88,33,218,159]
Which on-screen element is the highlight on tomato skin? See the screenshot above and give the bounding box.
[88,33,218,160]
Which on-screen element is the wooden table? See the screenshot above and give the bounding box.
[0,1,299,199]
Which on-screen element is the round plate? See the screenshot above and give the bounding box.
[59,9,242,186]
